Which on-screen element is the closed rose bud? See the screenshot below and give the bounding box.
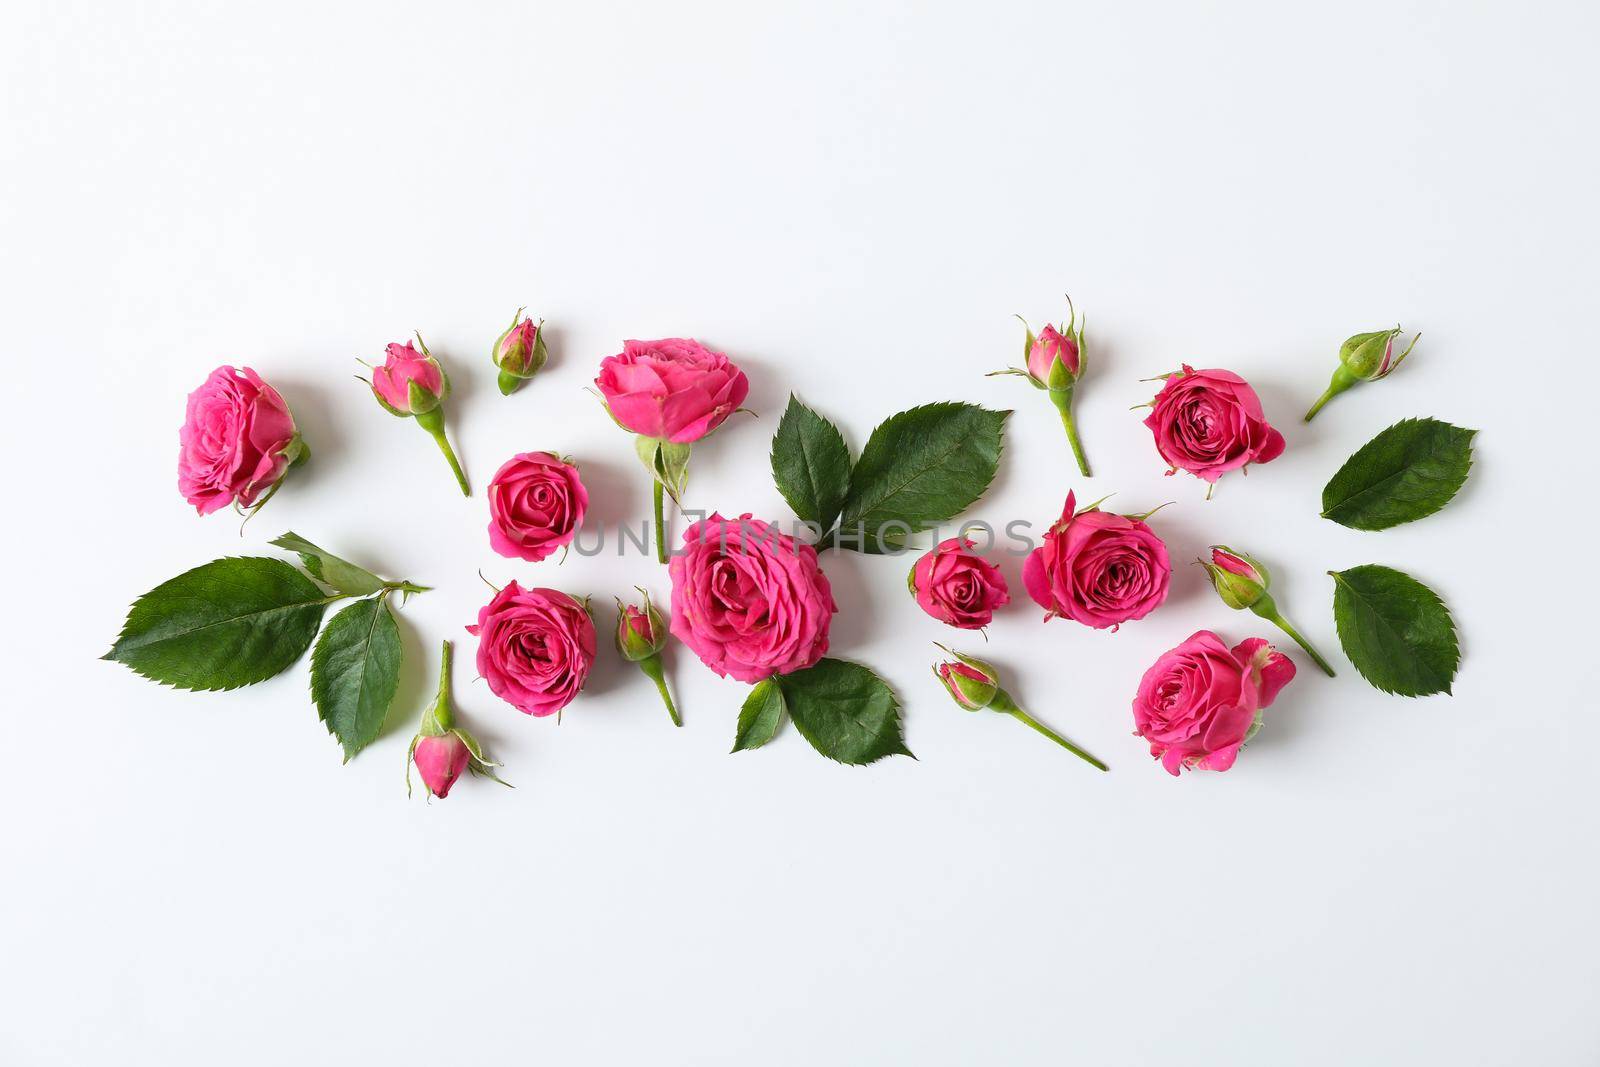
[407,641,510,800]
[933,645,1106,770]
[615,598,667,661]
[1197,544,1335,678]
[493,309,549,396]
[991,296,1092,476]
[371,338,449,416]
[1028,323,1081,386]
[615,588,681,726]
[362,333,470,495]
[935,656,1000,709]
[1304,325,1420,422]
[1200,546,1269,609]
[412,733,471,798]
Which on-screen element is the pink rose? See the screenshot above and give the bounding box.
[595,338,750,443]
[371,339,448,415]
[1022,491,1171,629]
[1143,365,1285,483]
[177,365,302,515]
[668,514,836,683]
[486,452,588,563]
[467,582,596,717]
[909,537,1010,629]
[1133,630,1296,775]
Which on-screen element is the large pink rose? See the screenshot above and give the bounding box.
[177,365,300,515]
[595,338,749,443]
[909,537,1010,629]
[486,452,588,563]
[668,514,836,683]
[1022,491,1171,629]
[467,582,596,717]
[1133,630,1296,776]
[1142,365,1285,483]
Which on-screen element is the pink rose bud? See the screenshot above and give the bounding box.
[407,641,510,800]
[1304,325,1420,422]
[177,366,307,517]
[412,733,471,798]
[492,308,549,396]
[907,537,1010,629]
[1142,366,1285,493]
[933,646,1106,770]
[362,333,470,496]
[1133,630,1296,775]
[990,296,1092,476]
[1199,545,1335,677]
[615,589,681,726]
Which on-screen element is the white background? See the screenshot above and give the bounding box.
[3,1,1596,1064]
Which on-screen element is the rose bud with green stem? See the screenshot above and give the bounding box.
[1199,546,1336,677]
[933,645,1107,771]
[989,295,1091,476]
[492,307,548,396]
[1304,325,1420,422]
[407,640,510,799]
[362,333,471,495]
[615,588,682,726]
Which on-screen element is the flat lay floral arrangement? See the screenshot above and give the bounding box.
[104,303,1473,796]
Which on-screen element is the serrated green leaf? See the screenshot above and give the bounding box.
[1330,565,1459,697]
[270,532,387,596]
[1321,418,1476,530]
[777,658,911,764]
[733,677,787,752]
[104,558,332,691]
[311,596,402,760]
[770,395,852,533]
[838,403,1007,554]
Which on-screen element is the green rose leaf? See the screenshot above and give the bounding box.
[770,395,852,534]
[311,595,402,761]
[777,658,911,764]
[838,403,1008,553]
[732,676,787,752]
[1321,418,1477,531]
[103,557,331,691]
[1330,565,1459,697]
[270,532,387,596]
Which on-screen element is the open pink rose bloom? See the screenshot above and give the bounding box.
[595,338,749,443]
[177,365,300,515]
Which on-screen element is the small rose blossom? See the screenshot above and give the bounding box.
[467,582,596,717]
[1305,326,1421,421]
[486,452,588,563]
[1133,630,1296,776]
[615,589,681,726]
[177,365,303,515]
[668,514,836,684]
[908,537,1010,629]
[412,734,471,798]
[493,310,548,395]
[371,339,448,415]
[595,338,749,444]
[1022,492,1171,630]
[1143,365,1285,484]
[936,658,999,709]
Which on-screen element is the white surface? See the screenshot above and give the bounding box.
[3,1,1597,1064]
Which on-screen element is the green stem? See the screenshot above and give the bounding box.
[1257,604,1336,677]
[415,408,470,496]
[652,478,668,564]
[431,639,456,730]
[1304,366,1357,423]
[638,654,682,726]
[1049,387,1091,477]
[991,690,1107,771]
